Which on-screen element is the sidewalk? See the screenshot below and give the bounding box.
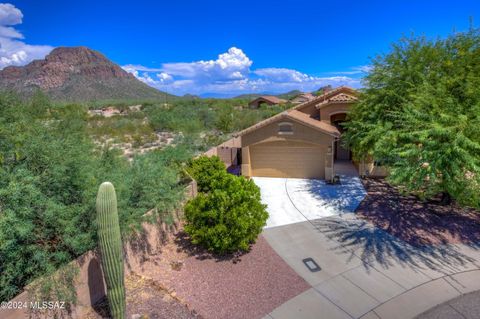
[262,216,480,319]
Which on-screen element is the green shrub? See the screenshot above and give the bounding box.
[186,155,226,192]
[184,171,268,254]
[0,94,188,301]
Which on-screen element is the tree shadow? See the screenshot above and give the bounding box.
[173,231,247,263]
[312,214,480,274]
[302,177,367,213]
[356,178,480,246]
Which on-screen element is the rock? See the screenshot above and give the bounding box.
[0,46,167,101]
[170,260,184,271]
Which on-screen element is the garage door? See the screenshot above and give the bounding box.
[250,141,325,178]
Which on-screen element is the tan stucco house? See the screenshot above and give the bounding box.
[206,86,384,180]
[248,96,287,108]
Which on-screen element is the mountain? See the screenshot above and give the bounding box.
[234,90,303,100]
[276,90,303,100]
[0,46,174,102]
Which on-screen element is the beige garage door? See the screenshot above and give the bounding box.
[250,141,325,179]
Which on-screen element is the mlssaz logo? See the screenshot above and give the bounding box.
[30,301,66,309]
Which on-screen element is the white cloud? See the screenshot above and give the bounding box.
[161,47,252,81]
[0,3,22,25]
[254,68,313,83]
[330,65,372,75]
[123,47,362,96]
[0,3,53,69]
[122,64,163,72]
[157,72,173,83]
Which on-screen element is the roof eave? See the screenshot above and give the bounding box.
[315,99,357,110]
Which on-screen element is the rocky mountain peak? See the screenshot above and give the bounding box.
[0,46,167,101]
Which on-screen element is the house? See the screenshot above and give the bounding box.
[290,92,315,104]
[248,96,287,108]
[237,86,361,180]
[207,86,388,180]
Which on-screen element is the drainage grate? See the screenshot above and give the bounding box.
[302,258,321,272]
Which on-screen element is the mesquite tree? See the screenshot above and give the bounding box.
[96,182,126,319]
[344,27,480,207]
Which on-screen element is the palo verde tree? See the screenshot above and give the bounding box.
[344,27,480,207]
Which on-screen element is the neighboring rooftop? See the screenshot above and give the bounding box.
[236,86,357,137]
[248,96,287,108]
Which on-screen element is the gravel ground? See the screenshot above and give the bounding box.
[134,231,310,319]
[356,178,480,246]
[85,274,199,319]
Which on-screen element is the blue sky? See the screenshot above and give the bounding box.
[2,1,479,96]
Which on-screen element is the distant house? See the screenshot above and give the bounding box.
[87,106,121,117]
[248,96,287,109]
[291,93,315,104]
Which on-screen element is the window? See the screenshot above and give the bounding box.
[278,122,293,135]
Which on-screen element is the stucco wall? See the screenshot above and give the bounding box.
[241,118,334,178]
[241,118,334,148]
[249,140,327,178]
[296,102,319,117]
[319,103,352,123]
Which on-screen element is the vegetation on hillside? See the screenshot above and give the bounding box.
[0,90,285,300]
[344,27,480,207]
[0,93,190,301]
[87,98,287,151]
[234,90,302,100]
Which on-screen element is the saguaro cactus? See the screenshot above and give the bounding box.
[96,182,126,319]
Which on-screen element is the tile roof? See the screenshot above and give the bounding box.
[249,96,287,105]
[292,86,358,111]
[315,92,358,108]
[288,110,340,136]
[234,86,357,139]
[234,109,340,138]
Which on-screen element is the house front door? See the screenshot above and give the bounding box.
[336,138,351,160]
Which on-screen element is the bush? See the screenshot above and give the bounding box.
[186,155,227,192]
[0,94,188,301]
[184,157,268,253]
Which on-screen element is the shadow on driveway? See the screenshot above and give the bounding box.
[311,214,480,274]
[303,176,366,213]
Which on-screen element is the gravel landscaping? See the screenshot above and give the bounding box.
[356,178,480,246]
[133,230,310,319]
[85,274,199,319]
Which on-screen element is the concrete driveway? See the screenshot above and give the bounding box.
[253,164,480,319]
[252,175,366,229]
[262,217,480,319]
